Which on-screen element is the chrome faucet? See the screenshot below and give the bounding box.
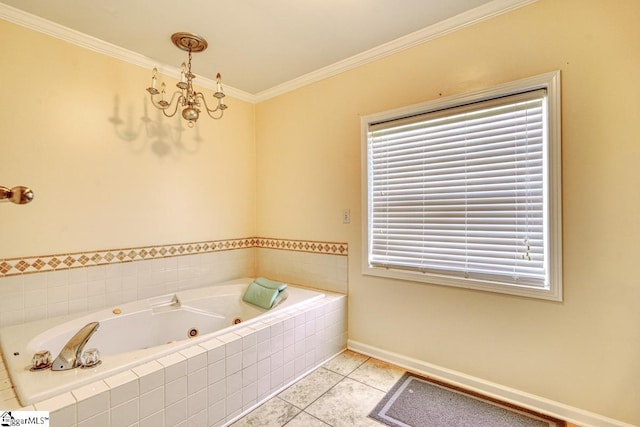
[51,322,100,371]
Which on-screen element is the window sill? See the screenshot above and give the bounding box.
[363,265,562,301]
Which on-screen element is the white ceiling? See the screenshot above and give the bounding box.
[0,0,532,101]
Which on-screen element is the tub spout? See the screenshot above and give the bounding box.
[51,322,100,371]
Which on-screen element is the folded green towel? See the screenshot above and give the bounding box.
[254,277,288,292]
[242,281,280,309]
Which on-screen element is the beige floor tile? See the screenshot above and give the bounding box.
[230,397,300,427]
[348,358,405,392]
[278,367,344,409]
[232,351,571,427]
[285,411,331,426]
[323,350,370,376]
[305,377,386,427]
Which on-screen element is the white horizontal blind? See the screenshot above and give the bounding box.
[367,89,547,288]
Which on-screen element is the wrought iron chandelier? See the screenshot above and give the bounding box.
[146,32,227,128]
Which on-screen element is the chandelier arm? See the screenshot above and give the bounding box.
[161,101,181,118]
[195,93,225,120]
[149,91,183,118]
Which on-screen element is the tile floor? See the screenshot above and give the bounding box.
[231,350,578,427]
[230,350,404,427]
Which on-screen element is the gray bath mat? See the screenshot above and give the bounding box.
[369,373,565,427]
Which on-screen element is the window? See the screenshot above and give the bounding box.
[362,72,562,300]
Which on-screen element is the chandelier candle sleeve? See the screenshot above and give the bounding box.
[146,32,228,128]
[151,69,157,90]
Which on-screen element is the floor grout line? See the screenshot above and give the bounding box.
[281,368,348,411]
[232,350,576,427]
[233,352,403,427]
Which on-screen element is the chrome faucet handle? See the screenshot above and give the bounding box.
[30,350,52,371]
[80,348,101,368]
[51,322,100,371]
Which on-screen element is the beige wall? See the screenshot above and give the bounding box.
[256,0,640,424]
[2,0,640,424]
[0,19,256,259]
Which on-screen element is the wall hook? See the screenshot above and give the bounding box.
[0,186,34,204]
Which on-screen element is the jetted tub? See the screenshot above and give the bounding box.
[0,278,324,405]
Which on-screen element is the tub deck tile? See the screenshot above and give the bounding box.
[200,337,225,352]
[158,352,187,383]
[71,380,110,423]
[1,397,20,410]
[180,345,207,373]
[218,331,242,344]
[132,360,164,394]
[104,370,139,407]
[1,290,348,427]
[34,391,77,426]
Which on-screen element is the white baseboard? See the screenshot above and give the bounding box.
[347,340,635,427]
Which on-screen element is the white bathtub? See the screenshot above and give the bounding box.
[0,278,324,406]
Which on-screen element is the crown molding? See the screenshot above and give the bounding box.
[0,2,255,103]
[253,0,538,102]
[1,0,537,104]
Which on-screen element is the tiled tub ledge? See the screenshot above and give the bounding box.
[0,293,347,427]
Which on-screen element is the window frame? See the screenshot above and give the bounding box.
[361,71,562,301]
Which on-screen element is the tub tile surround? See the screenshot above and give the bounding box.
[2,293,347,427]
[256,249,348,295]
[0,237,348,279]
[0,236,349,425]
[0,237,349,329]
[0,248,257,329]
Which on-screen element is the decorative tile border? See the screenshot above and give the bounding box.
[0,237,348,278]
[256,237,348,256]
